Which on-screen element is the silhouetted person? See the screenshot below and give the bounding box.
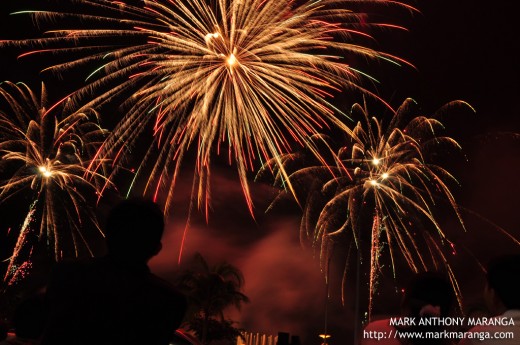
[0,320,7,342]
[0,292,46,345]
[459,254,520,345]
[41,198,187,345]
[361,271,455,345]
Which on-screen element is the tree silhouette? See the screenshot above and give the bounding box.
[176,253,249,344]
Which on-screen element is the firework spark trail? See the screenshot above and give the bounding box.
[368,211,382,319]
[259,98,475,318]
[0,81,110,271]
[3,200,37,285]
[4,0,416,218]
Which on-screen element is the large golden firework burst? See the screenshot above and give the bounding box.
[5,0,415,215]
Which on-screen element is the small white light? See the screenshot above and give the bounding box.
[204,32,220,42]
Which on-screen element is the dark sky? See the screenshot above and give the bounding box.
[1,1,519,345]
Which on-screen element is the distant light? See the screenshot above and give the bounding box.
[204,32,220,42]
[382,172,389,179]
[372,157,380,165]
[319,334,331,339]
[370,179,378,186]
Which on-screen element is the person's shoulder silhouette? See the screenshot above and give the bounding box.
[459,254,520,345]
[41,198,187,345]
[362,271,456,345]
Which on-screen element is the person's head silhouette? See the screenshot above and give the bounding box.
[485,254,520,313]
[12,292,46,341]
[105,197,165,263]
[401,271,455,318]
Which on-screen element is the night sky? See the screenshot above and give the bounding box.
[1,1,519,344]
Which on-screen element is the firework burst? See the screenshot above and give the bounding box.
[259,98,474,318]
[0,81,109,281]
[5,0,415,215]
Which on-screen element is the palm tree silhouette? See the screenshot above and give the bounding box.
[176,253,249,344]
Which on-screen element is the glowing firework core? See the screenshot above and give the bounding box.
[372,158,380,165]
[381,172,389,179]
[38,166,53,178]
[227,53,237,66]
[204,31,237,67]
